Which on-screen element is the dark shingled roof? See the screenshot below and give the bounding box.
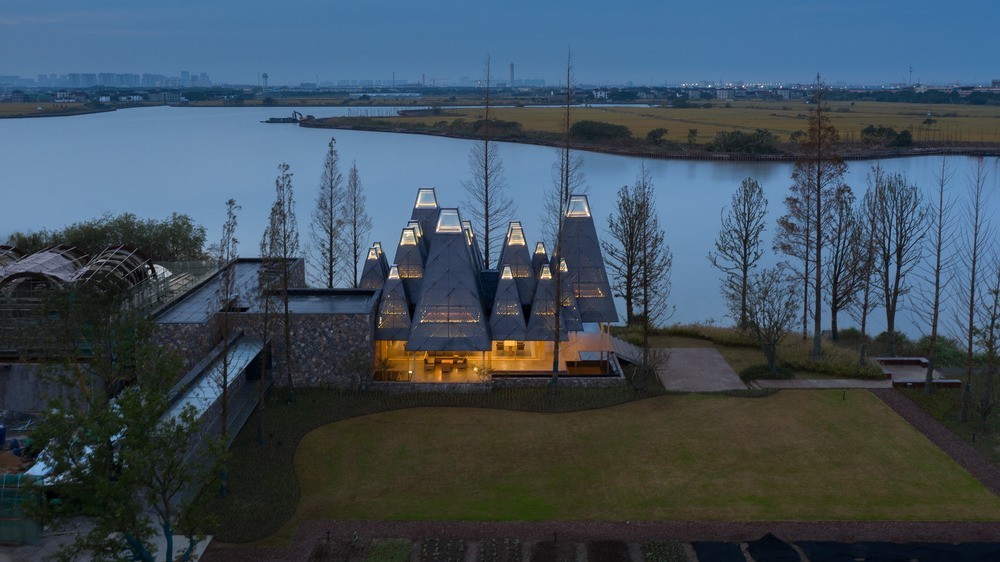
[489,266,527,341]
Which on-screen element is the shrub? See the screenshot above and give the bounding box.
[916,335,965,368]
[739,364,792,382]
[708,129,780,154]
[569,120,632,142]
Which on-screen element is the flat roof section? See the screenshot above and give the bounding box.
[286,289,379,315]
[154,260,262,324]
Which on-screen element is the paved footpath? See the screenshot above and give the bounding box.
[656,348,745,392]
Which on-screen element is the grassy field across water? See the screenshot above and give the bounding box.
[263,390,1000,544]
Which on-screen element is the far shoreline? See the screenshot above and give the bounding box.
[299,118,1000,163]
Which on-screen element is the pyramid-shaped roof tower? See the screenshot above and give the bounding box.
[406,208,491,351]
[531,241,549,280]
[409,187,440,244]
[559,195,618,323]
[490,266,527,341]
[375,265,412,340]
[359,242,389,290]
[557,259,584,332]
[393,227,425,301]
[498,222,537,308]
[525,263,568,341]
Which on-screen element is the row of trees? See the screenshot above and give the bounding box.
[709,79,999,425]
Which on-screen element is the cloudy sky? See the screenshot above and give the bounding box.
[2,0,997,86]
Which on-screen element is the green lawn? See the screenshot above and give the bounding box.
[269,390,1000,543]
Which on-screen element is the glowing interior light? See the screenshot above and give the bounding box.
[400,228,417,246]
[388,265,400,279]
[559,259,569,272]
[501,265,514,280]
[539,264,552,280]
[566,195,592,218]
[534,241,547,255]
[367,247,379,260]
[436,209,463,233]
[414,187,438,208]
[373,241,383,256]
[508,223,526,246]
[406,221,423,238]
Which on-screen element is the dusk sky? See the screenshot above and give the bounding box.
[2,0,997,86]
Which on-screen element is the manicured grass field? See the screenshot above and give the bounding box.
[273,390,1000,542]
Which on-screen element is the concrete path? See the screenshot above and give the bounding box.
[657,348,745,392]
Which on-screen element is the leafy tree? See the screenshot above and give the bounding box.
[267,163,300,399]
[774,180,816,341]
[30,297,220,562]
[645,127,668,145]
[5,212,208,261]
[708,129,780,154]
[709,177,768,329]
[462,54,514,269]
[340,161,371,288]
[687,128,698,146]
[747,268,798,375]
[309,138,345,288]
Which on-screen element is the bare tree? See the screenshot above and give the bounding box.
[709,177,767,329]
[635,167,673,365]
[774,184,814,341]
[462,54,513,269]
[255,218,278,445]
[824,185,866,341]
[868,168,930,357]
[268,163,299,400]
[604,182,642,325]
[974,255,1000,429]
[215,198,239,443]
[793,75,847,359]
[340,161,372,288]
[747,268,798,375]
[549,47,575,382]
[959,160,993,421]
[309,137,344,288]
[920,160,956,393]
[852,166,884,341]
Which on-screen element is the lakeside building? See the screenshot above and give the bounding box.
[367,188,620,382]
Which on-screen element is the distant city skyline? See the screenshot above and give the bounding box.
[1,1,997,87]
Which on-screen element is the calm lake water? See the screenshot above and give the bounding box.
[2,105,998,336]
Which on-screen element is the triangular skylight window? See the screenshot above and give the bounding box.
[539,264,552,280]
[501,265,514,280]
[388,264,400,279]
[534,241,547,255]
[367,246,379,260]
[406,220,424,238]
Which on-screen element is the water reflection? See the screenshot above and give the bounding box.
[1,105,997,335]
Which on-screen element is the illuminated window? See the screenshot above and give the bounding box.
[566,195,591,218]
[501,265,514,280]
[367,247,379,260]
[406,220,424,238]
[508,222,526,246]
[414,187,438,208]
[399,228,418,246]
[463,221,476,245]
[539,264,552,280]
[373,241,384,256]
[388,265,400,279]
[559,259,569,272]
[436,209,463,233]
[534,241,547,255]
